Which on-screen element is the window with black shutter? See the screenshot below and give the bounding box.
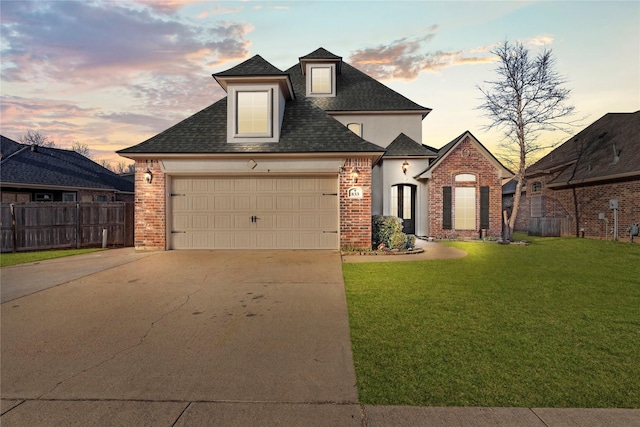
[443,186,452,229]
[480,186,490,229]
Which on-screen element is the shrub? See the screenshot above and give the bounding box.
[372,215,409,249]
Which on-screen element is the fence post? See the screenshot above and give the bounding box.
[10,203,17,253]
[76,203,81,249]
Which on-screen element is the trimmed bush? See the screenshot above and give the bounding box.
[372,215,410,249]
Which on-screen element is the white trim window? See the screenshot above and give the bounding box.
[306,64,336,97]
[236,90,272,137]
[227,85,280,143]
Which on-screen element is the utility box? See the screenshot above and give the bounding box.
[609,199,618,209]
[598,212,606,220]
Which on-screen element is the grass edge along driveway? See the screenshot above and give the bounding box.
[0,248,102,267]
[343,236,640,408]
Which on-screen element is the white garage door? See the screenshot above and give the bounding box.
[170,177,339,249]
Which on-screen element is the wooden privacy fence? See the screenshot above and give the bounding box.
[528,217,573,237]
[1,202,134,253]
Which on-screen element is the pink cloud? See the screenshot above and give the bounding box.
[349,31,495,81]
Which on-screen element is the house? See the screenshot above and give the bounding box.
[513,111,640,241]
[1,135,134,203]
[118,48,511,250]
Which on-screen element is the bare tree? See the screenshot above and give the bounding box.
[69,141,91,157]
[19,130,56,147]
[478,40,575,241]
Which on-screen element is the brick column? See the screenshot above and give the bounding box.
[340,158,372,249]
[134,160,166,250]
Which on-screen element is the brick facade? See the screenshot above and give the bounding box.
[133,157,374,251]
[427,137,504,239]
[515,174,640,242]
[340,158,373,249]
[134,159,166,250]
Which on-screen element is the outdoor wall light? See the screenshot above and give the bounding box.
[352,167,360,183]
[402,160,409,175]
[144,169,153,184]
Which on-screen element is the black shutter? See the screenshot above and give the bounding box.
[480,186,490,229]
[443,186,452,229]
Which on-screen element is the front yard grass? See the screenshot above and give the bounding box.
[0,248,103,267]
[343,235,640,408]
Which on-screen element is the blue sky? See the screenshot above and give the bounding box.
[1,1,638,166]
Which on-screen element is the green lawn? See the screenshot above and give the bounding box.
[343,235,640,408]
[0,248,103,267]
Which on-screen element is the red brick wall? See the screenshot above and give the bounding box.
[516,175,640,241]
[340,158,373,249]
[134,160,165,250]
[427,136,504,239]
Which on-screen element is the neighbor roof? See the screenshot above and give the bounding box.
[527,111,640,187]
[1,135,134,193]
[118,96,385,156]
[383,133,438,158]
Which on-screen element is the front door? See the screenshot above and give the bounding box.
[392,184,416,234]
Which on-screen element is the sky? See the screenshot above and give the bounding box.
[1,0,638,167]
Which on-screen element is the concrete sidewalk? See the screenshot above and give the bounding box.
[2,249,639,426]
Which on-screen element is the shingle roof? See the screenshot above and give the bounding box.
[383,133,438,157]
[286,52,431,114]
[527,111,640,186]
[1,135,134,193]
[118,96,385,155]
[213,54,287,77]
[299,47,342,61]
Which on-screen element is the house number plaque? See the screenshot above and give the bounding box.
[348,186,363,199]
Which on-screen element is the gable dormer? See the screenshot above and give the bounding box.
[299,48,342,98]
[213,55,294,143]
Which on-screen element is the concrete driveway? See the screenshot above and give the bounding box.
[2,250,358,423]
[3,249,639,426]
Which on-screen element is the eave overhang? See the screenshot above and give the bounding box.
[213,75,295,100]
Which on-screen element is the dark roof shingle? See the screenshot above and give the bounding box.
[383,133,438,157]
[1,135,134,193]
[118,97,385,155]
[528,111,640,186]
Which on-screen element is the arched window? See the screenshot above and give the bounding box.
[455,173,476,182]
[347,123,362,137]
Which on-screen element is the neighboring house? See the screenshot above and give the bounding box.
[512,111,640,241]
[118,48,511,251]
[1,135,134,203]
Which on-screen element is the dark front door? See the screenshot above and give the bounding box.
[394,184,416,234]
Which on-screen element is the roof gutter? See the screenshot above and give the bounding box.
[546,170,640,188]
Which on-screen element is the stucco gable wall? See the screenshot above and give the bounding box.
[426,137,503,239]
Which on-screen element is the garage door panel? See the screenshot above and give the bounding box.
[299,196,316,210]
[214,196,233,211]
[299,214,317,229]
[276,195,294,210]
[192,196,208,211]
[214,215,232,229]
[276,215,294,229]
[234,233,253,248]
[256,215,273,229]
[171,177,338,249]
[256,196,274,210]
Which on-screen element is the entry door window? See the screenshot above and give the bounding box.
[391,184,416,234]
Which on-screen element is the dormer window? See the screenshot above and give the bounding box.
[236,90,271,136]
[306,64,336,97]
[226,84,283,143]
